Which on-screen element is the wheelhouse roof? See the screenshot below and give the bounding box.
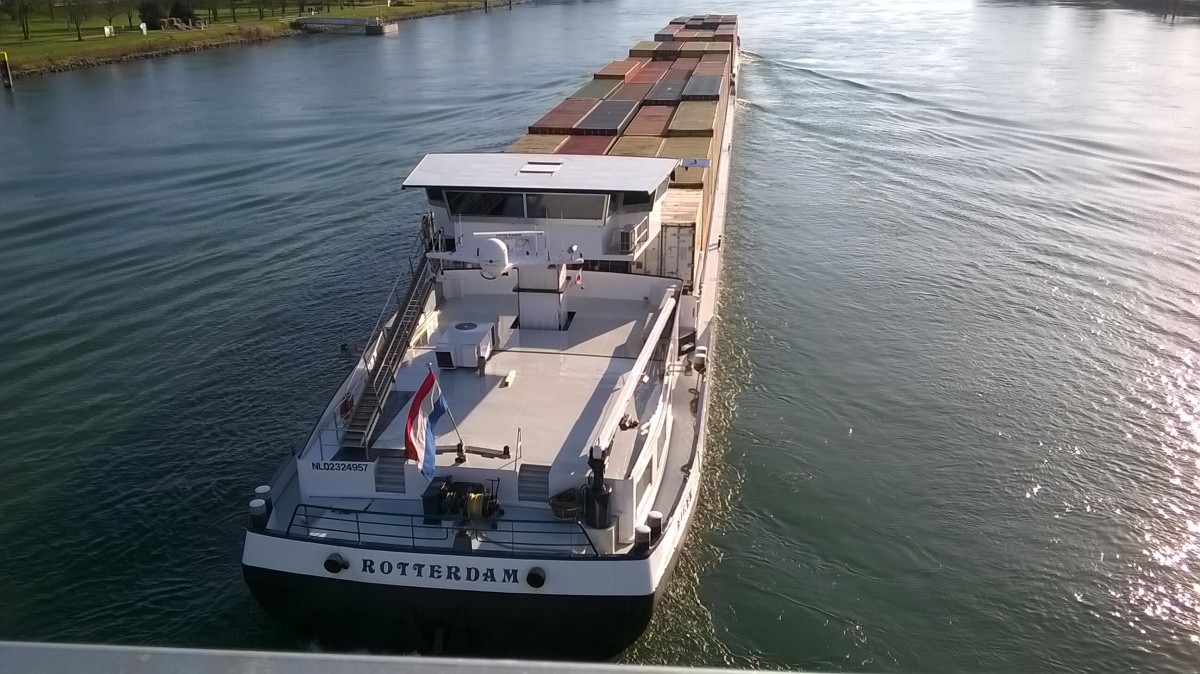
[401,153,678,194]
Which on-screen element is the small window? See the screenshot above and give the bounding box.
[636,461,653,508]
[619,191,653,214]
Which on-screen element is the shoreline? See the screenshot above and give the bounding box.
[7,3,502,80]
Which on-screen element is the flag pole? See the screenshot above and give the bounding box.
[428,364,465,445]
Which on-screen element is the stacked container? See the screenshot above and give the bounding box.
[506,14,740,280]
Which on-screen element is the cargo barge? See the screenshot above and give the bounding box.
[241,15,740,659]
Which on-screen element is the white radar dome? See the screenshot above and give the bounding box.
[479,237,510,279]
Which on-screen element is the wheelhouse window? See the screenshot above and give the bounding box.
[619,191,653,213]
[525,193,606,220]
[445,191,525,218]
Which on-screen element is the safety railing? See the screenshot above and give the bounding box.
[287,504,599,557]
[608,216,650,256]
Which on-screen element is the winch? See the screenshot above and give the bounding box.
[421,477,503,524]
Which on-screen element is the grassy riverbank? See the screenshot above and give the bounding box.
[0,0,480,76]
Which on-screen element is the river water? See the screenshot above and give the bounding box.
[1,0,1199,671]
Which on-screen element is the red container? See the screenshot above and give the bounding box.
[630,70,666,84]
[654,26,680,41]
[624,106,675,136]
[529,99,601,135]
[557,135,615,155]
[671,57,701,70]
[609,82,655,101]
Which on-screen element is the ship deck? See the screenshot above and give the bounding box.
[372,294,662,476]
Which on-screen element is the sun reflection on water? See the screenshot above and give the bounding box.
[1123,348,1200,644]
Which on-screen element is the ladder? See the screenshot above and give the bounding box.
[341,258,436,450]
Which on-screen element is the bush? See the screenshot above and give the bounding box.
[138,0,166,27]
[168,0,196,20]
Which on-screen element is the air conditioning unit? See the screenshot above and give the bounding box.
[619,227,637,254]
[435,321,495,369]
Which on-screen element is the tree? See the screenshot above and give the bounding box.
[62,0,92,40]
[201,0,216,22]
[225,0,234,21]
[251,0,265,20]
[12,0,32,39]
[99,0,121,25]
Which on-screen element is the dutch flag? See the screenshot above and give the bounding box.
[405,366,448,480]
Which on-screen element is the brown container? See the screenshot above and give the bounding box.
[700,52,730,63]
[673,29,698,42]
[529,99,600,135]
[672,57,701,70]
[624,105,674,135]
[705,41,733,52]
[660,137,713,189]
[609,82,654,101]
[667,101,719,137]
[571,79,621,99]
[670,166,708,188]
[659,135,712,160]
[595,58,646,80]
[653,42,683,61]
[557,135,615,155]
[695,30,715,40]
[680,42,709,57]
[507,134,568,153]
[692,63,727,77]
[608,136,665,157]
[629,41,661,58]
[641,60,673,72]
[660,69,690,82]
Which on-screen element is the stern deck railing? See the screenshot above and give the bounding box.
[287,504,600,557]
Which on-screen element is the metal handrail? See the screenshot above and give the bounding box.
[287,504,599,557]
[357,255,435,448]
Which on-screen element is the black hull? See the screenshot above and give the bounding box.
[243,564,657,660]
